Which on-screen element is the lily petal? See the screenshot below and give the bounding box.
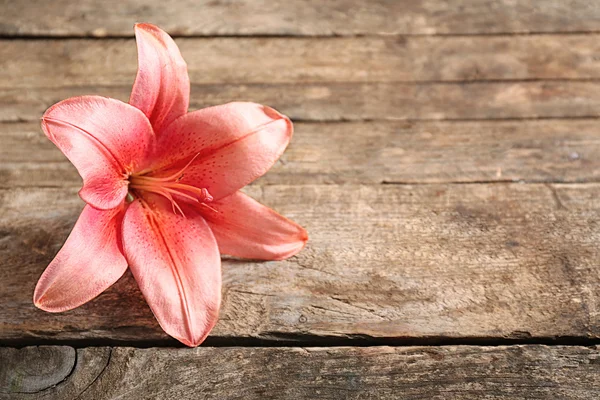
[151,102,293,201]
[122,196,221,347]
[202,191,308,261]
[34,204,128,312]
[130,23,190,134]
[42,96,154,209]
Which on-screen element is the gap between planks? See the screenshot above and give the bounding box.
[4,181,600,191]
[4,335,600,350]
[6,115,600,125]
[5,31,600,40]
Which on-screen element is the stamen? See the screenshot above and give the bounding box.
[128,162,213,217]
[200,203,219,213]
[161,187,200,203]
[158,189,186,217]
[137,153,202,183]
[162,183,214,202]
[172,199,185,217]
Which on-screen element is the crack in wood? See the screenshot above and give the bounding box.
[545,184,568,210]
[73,348,111,400]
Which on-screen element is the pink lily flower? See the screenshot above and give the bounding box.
[33,23,308,347]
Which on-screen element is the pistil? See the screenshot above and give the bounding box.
[128,159,214,216]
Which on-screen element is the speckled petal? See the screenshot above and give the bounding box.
[203,191,308,260]
[122,196,221,347]
[148,102,293,201]
[41,96,154,209]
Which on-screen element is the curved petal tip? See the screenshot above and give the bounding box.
[203,191,308,261]
[130,22,189,134]
[122,197,221,347]
[33,205,128,313]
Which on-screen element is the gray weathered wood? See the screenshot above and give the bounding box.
[1,0,599,36]
[3,119,600,189]
[2,36,600,88]
[2,184,600,342]
[0,347,75,393]
[2,345,600,399]
[3,81,600,123]
[0,347,110,399]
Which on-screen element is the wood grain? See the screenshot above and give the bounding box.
[2,36,599,121]
[3,119,600,189]
[0,347,75,394]
[1,0,599,36]
[2,345,600,399]
[2,0,600,395]
[2,36,600,88]
[2,183,600,343]
[3,81,600,123]
[0,347,110,399]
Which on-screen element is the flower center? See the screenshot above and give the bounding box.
[128,155,214,216]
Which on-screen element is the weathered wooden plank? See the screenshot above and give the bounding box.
[2,183,600,342]
[3,119,600,188]
[0,347,75,394]
[0,346,110,399]
[3,81,600,123]
[2,345,600,399]
[1,0,599,36]
[2,36,600,88]
[2,36,599,122]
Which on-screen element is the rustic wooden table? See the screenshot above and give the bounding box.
[2,1,600,398]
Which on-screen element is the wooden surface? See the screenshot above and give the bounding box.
[3,183,600,343]
[4,119,600,188]
[2,1,600,398]
[2,345,600,399]
[7,81,600,123]
[2,0,600,36]
[4,36,600,85]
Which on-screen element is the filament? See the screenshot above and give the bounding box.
[128,154,216,217]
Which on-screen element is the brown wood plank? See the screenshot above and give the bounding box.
[2,183,600,343]
[0,346,109,399]
[2,36,600,88]
[1,0,599,36]
[3,81,600,123]
[2,345,600,399]
[3,119,600,189]
[2,36,599,121]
